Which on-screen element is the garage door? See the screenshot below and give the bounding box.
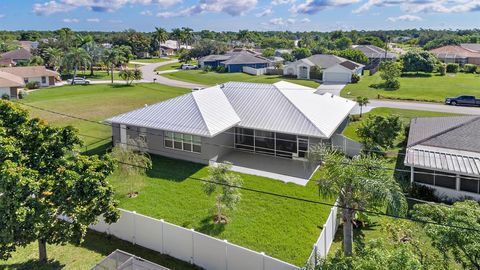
[323,72,351,83]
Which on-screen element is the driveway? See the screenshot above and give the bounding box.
[139,59,207,89]
[370,100,480,115]
[315,83,346,95]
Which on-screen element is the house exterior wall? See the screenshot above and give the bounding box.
[0,87,10,98]
[201,60,223,68]
[226,63,269,73]
[24,76,53,87]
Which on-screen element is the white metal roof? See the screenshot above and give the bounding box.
[107,81,356,138]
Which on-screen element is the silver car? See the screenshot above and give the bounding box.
[67,77,91,85]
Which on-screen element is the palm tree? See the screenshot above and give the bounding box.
[181,27,194,48]
[355,96,370,117]
[170,28,183,50]
[153,27,169,57]
[45,47,63,72]
[64,48,91,85]
[83,41,103,76]
[103,48,126,84]
[313,147,407,256]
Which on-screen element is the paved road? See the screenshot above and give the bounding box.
[139,59,207,89]
[315,83,346,95]
[370,100,480,115]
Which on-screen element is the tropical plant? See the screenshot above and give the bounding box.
[379,61,402,90]
[28,55,44,66]
[356,114,403,152]
[181,27,195,48]
[0,101,119,262]
[401,50,438,73]
[103,48,126,83]
[355,96,369,117]
[292,47,312,60]
[64,47,91,85]
[446,63,460,73]
[154,27,169,57]
[45,47,63,72]
[170,28,183,50]
[203,162,243,224]
[262,48,275,58]
[315,147,407,256]
[119,69,143,85]
[83,41,103,76]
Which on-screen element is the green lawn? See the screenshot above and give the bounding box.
[342,71,480,102]
[161,69,321,88]
[154,61,193,72]
[0,230,199,270]
[132,57,172,64]
[17,84,332,266]
[62,70,122,81]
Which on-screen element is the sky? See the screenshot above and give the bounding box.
[1,0,480,32]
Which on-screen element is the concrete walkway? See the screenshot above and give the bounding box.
[139,59,207,89]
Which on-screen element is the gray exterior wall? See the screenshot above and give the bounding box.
[111,124,234,165]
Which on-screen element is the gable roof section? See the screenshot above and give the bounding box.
[221,52,270,65]
[461,43,480,52]
[352,45,396,59]
[0,66,59,78]
[107,86,240,137]
[293,54,363,70]
[200,54,231,62]
[430,45,480,58]
[339,60,361,70]
[0,71,24,87]
[0,48,32,61]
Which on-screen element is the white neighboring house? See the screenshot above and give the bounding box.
[0,66,59,87]
[283,54,364,83]
[0,70,24,99]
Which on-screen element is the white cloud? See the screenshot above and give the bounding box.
[87,18,100,22]
[354,0,480,14]
[272,0,295,5]
[268,17,296,25]
[291,0,361,15]
[156,11,177,17]
[387,14,422,22]
[63,18,80,23]
[140,10,153,15]
[256,8,273,17]
[157,0,257,18]
[300,17,311,23]
[33,0,181,15]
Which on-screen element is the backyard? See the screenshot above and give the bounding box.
[342,71,480,102]
[0,230,199,270]
[16,83,333,267]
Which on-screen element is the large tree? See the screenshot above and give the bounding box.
[401,50,438,73]
[356,114,403,152]
[45,47,63,72]
[153,27,169,57]
[103,48,126,84]
[64,47,91,84]
[412,200,480,270]
[0,101,119,262]
[315,148,407,256]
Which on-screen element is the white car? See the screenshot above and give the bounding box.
[192,87,204,91]
[181,64,197,70]
[67,77,91,85]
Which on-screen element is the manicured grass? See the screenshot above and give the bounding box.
[0,230,199,270]
[342,71,480,102]
[154,61,193,72]
[111,155,332,266]
[161,70,321,88]
[132,57,172,64]
[62,70,122,81]
[19,84,189,146]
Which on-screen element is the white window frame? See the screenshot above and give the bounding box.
[164,131,201,153]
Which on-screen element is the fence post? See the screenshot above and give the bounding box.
[132,211,136,245]
[261,252,265,270]
[224,240,229,270]
[323,223,327,258]
[191,228,195,265]
[313,244,318,268]
[160,219,165,254]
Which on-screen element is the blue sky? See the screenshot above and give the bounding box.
[1,0,480,32]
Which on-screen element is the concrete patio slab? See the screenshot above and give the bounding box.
[213,150,317,186]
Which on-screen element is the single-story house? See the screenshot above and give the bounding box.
[352,45,396,69]
[0,66,59,87]
[0,70,24,99]
[159,40,192,56]
[283,54,364,83]
[460,43,480,52]
[0,48,33,66]
[430,45,480,66]
[404,116,480,200]
[107,81,356,167]
[199,51,271,72]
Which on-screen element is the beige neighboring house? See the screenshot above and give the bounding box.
[0,66,59,87]
[0,48,33,66]
[0,71,24,99]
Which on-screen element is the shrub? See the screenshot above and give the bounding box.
[202,65,212,73]
[1,93,10,100]
[463,64,477,73]
[438,63,446,76]
[408,183,438,202]
[216,65,226,73]
[25,81,40,90]
[18,90,28,99]
[384,79,400,90]
[351,73,360,83]
[309,65,323,80]
[446,63,459,73]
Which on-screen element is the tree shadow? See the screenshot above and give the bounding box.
[0,260,64,270]
[196,215,226,236]
[146,155,205,182]
[400,72,433,78]
[83,141,112,156]
[111,84,134,89]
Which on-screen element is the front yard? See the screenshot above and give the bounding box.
[61,70,122,81]
[342,72,480,102]
[18,83,332,267]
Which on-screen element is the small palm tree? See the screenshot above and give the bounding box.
[64,48,91,85]
[356,96,370,117]
[45,47,63,72]
[103,48,126,84]
[154,27,169,57]
[181,27,194,48]
[316,147,407,256]
[170,28,183,50]
[83,41,103,76]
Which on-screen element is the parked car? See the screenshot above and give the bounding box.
[181,64,197,70]
[67,77,91,85]
[192,87,204,91]
[445,95,480,106]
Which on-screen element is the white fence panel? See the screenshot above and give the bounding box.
[264,256,299,270]
[193,233,226,270]
[163,222,194,263]
[331,134,363,157]
[109,210,136,243]
[226,244,263,270]
[135,214,164,252]
[90,216,109,233]
[242,66,267,75]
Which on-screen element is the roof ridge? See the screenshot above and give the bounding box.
[191,88,217,137]
[409,116,480,147]
[273,83,326,137]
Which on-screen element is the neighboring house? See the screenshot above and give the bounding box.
[404,116,480,200]
[430,45,480,66]
[0,58,15,67]
[18,40,39,51]
[160,40,192,56]
[0,66,59,87]
[0,70,24,99]
[0,48,33,66]
[107,81,355,166]
[283,54,364,83]
[92,250,169,270]
[460,43,480,52]
[199,51,271,72]
[352,44,396,69]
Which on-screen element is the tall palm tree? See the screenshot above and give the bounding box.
[312,147,407,256]
[170,28,183,50]
[103,48,126,84]
[64,48,91,85]
[355,96,370,117]
[83,41,103,76]
[153,27,169,57]
[181,27,194,48]
[45,47,63,72]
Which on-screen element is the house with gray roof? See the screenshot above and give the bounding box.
[352,45,396,69]
[199,51,271,72]
[107,81,356,185]
[404,116,480,200]
[283,54,364,83]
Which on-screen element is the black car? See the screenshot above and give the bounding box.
[445,95,480,106]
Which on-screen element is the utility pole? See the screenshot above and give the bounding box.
[384,35,390,60]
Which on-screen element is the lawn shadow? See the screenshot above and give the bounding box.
[0,259,64,270]
[196,215,226,236]
[146,154,205,182]
[83,141,112,156]
[111,84,134,89]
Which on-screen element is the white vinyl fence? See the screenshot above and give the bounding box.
[306,202,340,268]
[90,209,300,270]
[242,66,267,75]
[331,134,363,157]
